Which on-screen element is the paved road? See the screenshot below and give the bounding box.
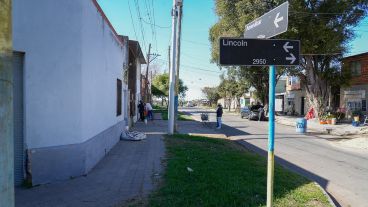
[182,107,368,207]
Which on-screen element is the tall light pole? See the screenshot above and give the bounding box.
[174,0,183,131]
[0,0,15,206]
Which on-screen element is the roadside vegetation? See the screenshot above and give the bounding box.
[153,105,193,121]
[148,134,332,207]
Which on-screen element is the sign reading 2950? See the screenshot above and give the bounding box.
[219,37,300,66]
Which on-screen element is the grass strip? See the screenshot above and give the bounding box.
[153,109,193,121]
[149,134,332,207]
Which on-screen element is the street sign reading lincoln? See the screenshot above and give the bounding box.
[244,1,288,39]
[219,38,300,66]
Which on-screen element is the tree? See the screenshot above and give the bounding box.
[210,0,368,117]
[217,71,249,111]
[151,73,188,106]
[201,86,220,106]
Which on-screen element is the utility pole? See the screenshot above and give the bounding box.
[174,1,183,131]
[150,71,153,103]
[0,0,15,206]
[168,0,181,135]
[145,43,151,103]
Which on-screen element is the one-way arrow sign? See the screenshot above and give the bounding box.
[244,1,289,39]
[219,38,300,66]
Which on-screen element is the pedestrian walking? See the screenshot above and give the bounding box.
[138,100,145,121]
[216,103,223,129]
[145,102,153,120]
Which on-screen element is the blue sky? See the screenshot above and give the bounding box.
[98,0,368,100]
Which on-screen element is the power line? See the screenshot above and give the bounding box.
[182,39,211,47]
[151,0,159,53]
[157,58,222,74]
[143,0,156,52]
[141,18,171,28]
[289,10,366,15]
[133,0,147,53]
[127,0,138,40]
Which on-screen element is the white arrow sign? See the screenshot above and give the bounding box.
[283,42,293,52]
[286,53,296,64]
[244,1,289,39]
[274,12,284,28]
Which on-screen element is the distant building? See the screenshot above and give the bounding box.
[12,0,131,185]
[340,52,368,114]
[128,40,146,124]
[284,76,308,116]
[275,78,286,112]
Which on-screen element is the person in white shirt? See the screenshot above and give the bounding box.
[145,102,153,120]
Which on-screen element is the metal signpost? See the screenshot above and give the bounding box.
[220,2,299,207]
[244,1,289,39]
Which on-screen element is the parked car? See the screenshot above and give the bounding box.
[241,106,250,119]
[249,108,268,121]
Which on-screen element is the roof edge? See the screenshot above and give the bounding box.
[343,52,368,60]
[91,0,124,46]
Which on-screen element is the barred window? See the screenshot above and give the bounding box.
[117,79,122,116]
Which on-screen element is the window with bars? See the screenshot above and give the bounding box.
[117,79,122,116]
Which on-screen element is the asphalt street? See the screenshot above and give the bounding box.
[182,107,368,207]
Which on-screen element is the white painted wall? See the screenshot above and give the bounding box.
[13,0,128,148]
[80,0,127,142]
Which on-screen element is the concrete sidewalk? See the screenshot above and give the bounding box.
[276,116,368,136]
[15,121,166,207]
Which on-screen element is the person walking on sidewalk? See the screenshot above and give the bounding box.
[145,102,153,120]
[138,100,145,121]
[216,104,223,129]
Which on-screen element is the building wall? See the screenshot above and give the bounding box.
[13,0,84,149]
[13,0,127,184]
[340,53,368,114]
[343,53,368,85]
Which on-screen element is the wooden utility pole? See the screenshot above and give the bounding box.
[145,43,151,103]
[0,0,15,206]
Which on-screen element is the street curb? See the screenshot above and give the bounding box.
[235,140,339,207]
[313,182,337,207]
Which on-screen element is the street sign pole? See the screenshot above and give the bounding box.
[220,2,294,205]
[267,65,276,207]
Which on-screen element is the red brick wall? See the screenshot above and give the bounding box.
[343,53,368,85]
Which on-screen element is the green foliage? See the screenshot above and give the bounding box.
[201,86,220,106]
[209,0,368,116]
[152,73,188,98]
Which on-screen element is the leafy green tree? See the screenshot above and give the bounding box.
[201,86,220,106]
[152,73,188,106]
[217,72,249,111]
[210,0,368,117]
